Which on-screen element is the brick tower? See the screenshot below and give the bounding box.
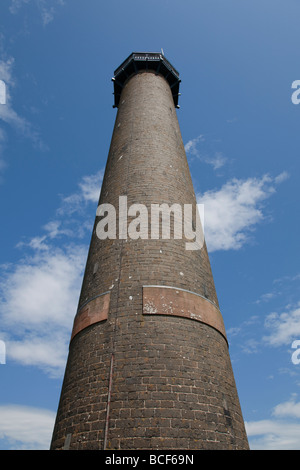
[50,52,249,450]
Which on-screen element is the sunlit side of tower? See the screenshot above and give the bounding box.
[50,52,249,450]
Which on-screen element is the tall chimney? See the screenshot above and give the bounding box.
[50,52,249,450]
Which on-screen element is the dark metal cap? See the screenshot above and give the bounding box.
[112,52,181,108]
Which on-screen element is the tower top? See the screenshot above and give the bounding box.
[112,52,181,108]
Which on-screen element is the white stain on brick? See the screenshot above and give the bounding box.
[144,301,157,314]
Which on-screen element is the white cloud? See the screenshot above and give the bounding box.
[78,172,103,203]
[255,291,276,304]
[184,135,205,155]
[44,169,103,242]
[1,246,86,328]
[240,338,260,354]
[15,170,104,250]
[0,58,15,86]
[0,243,87,377]
[254,271,299,307]
[246,395,300,450]
[205,152,227,170]
[274,171,289,184]
[9,0,65,26]
[263,303,300,347]
[0,57,46,156]
[272,396,300,419]
[9,336,69,373]
[185,134,227,170]
[57,169,103,217]
[226,315,261,354]
[274,273,300,284]
[0,405,55,450]
[9,0,29,14]
[246,419,300,450]
[197,173,287,252]
[0,60,12,176]
[0,170,103,377]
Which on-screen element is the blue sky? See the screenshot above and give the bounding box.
[0,0,300,450]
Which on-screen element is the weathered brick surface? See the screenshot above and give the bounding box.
[50,70,249,450]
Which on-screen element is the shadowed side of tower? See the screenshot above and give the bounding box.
[50,53,249,450]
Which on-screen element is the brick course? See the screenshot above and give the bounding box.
[50,69,249,450]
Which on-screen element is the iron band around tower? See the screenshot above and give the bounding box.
[112,52,181,108]
[70,291,111,341]
[143,285,227,343]
[70,286,227,344]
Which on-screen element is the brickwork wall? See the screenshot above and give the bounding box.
[50,71,249,450]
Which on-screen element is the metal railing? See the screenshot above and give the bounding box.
[114,52,179,78]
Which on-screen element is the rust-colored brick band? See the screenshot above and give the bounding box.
[143,285,227,342]
[70,292,110,341]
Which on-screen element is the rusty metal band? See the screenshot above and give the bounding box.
[70,291,111,342]
[142,285,227,343]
